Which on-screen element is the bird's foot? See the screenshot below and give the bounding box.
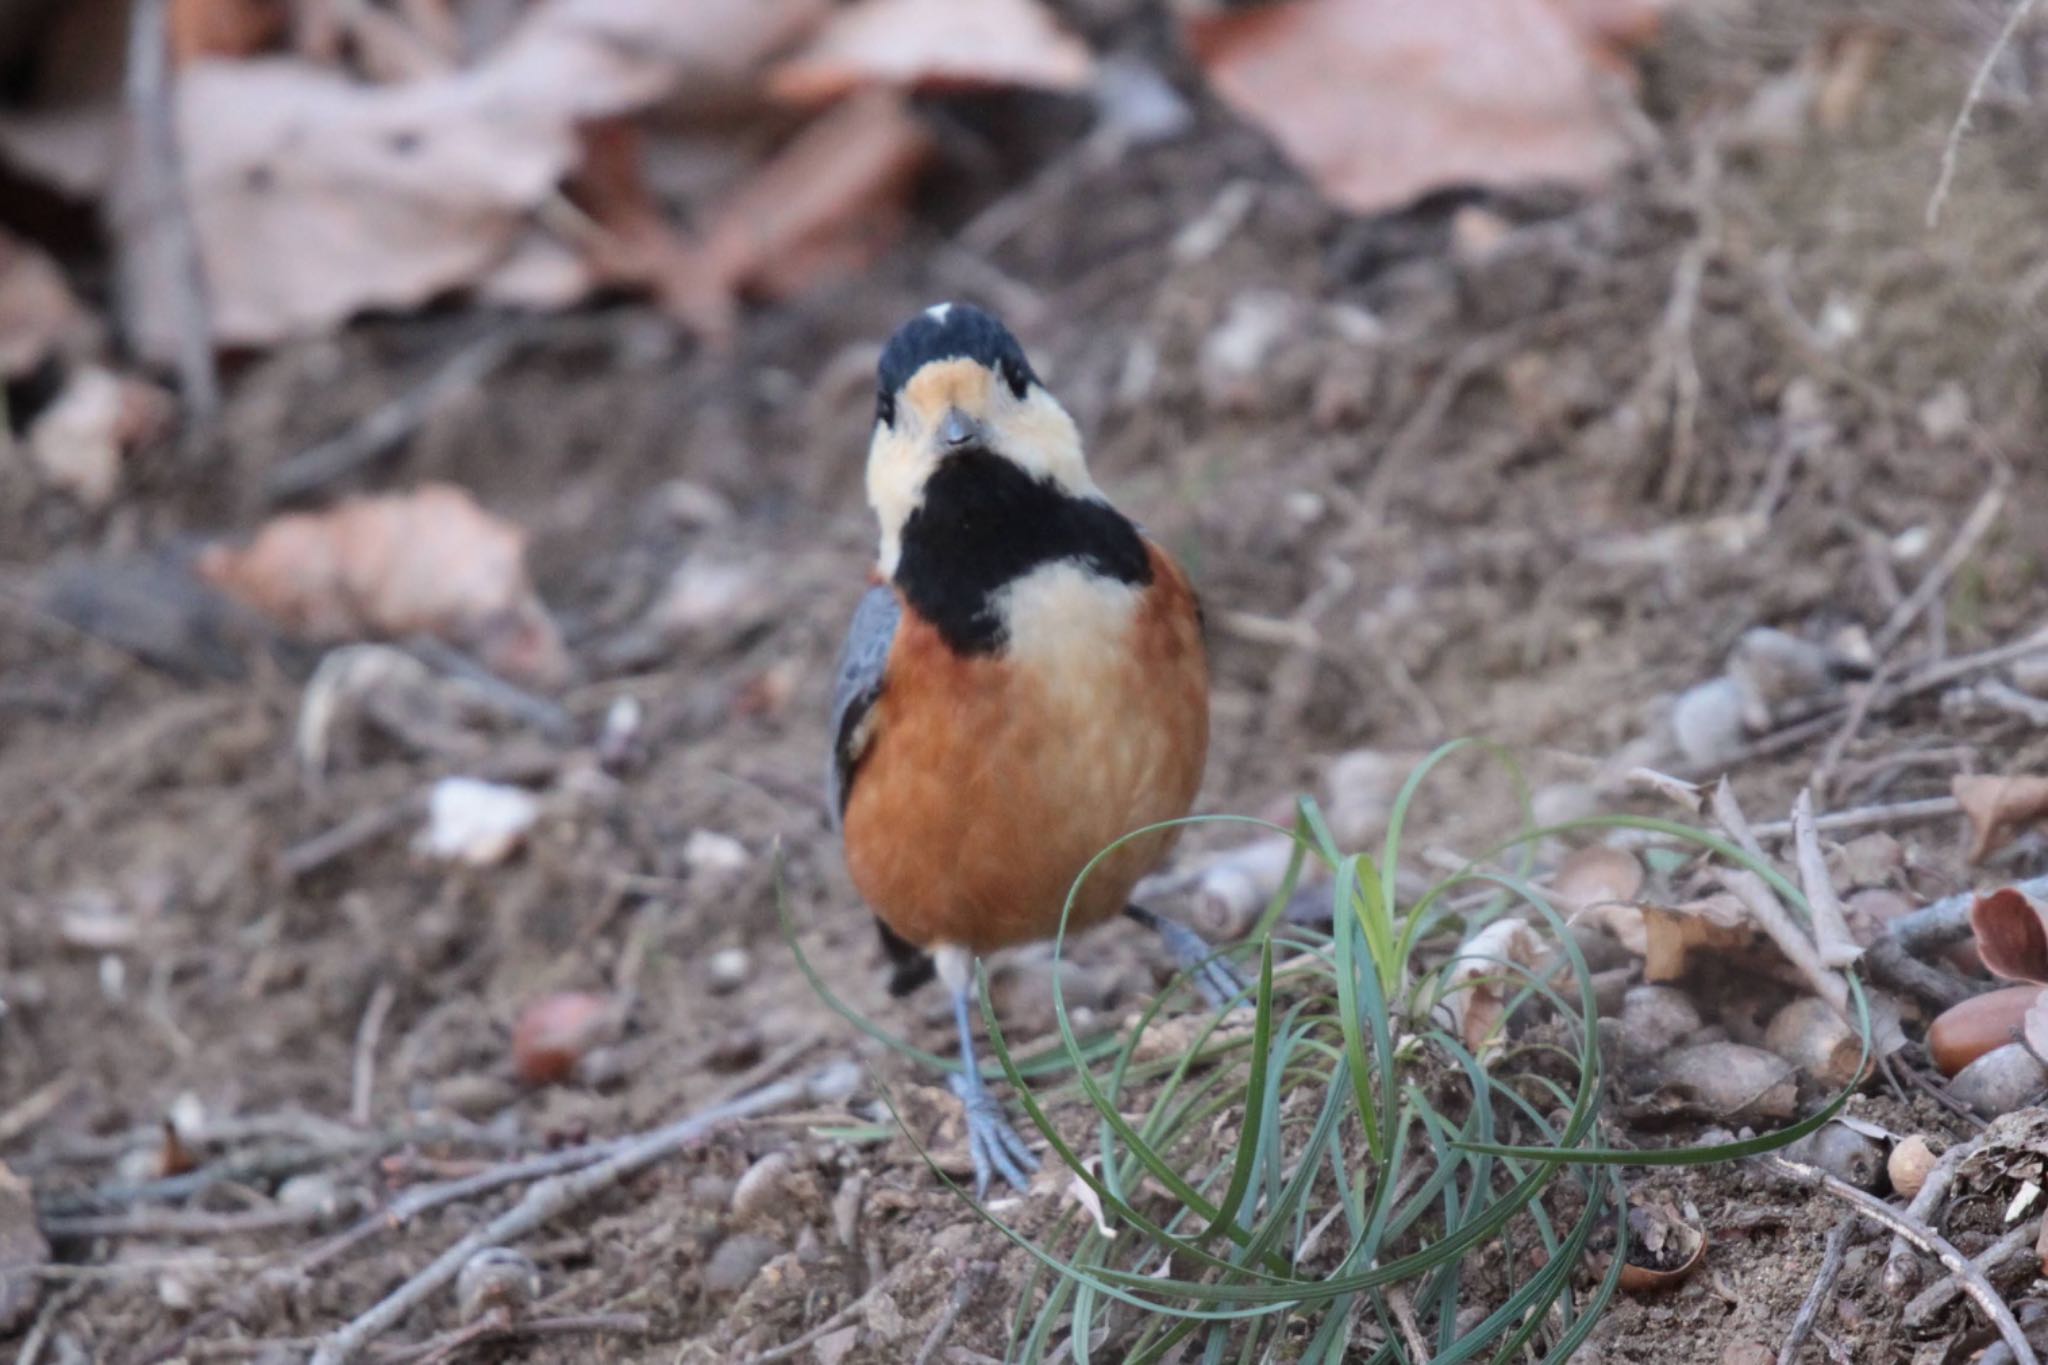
[1148,916,1251,1014]
[949,1071,1039,1198]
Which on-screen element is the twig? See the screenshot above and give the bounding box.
[403,638,573,742]
[1872,480,2007,656]
[1928,0,2045,228]
[1385,1285,1431,1363]
[1882,1139,1975,1295]
[352,984,397,1127]
[1779,1216,1857,1365]
[1770,1154,2037,1365]
[1862,938,1982,1012]
[1747,796,1961,841]
[734,1282,886,1365]
[122,0,219,421]
[1810,660,1893,802]
[265,327,522,502]
[911,1265,987,1365]
[1791,790,1863,969]
[308,1073,816,1365]
[1904,1214,2044,1328]
[280,798,426,880]
[1889,875,2048,955]
[0,1076,75,1147]
[376,1311,647,1365]
[15,1281,92,1365]
[41,1200,351,1240]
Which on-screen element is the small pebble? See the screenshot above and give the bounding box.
[457,1248,540,1322]
[707,946,752,995]
[1888,1135,1939,1198]
[731,1152,794,1223]
[703,1233,782,1295]
[1949,1043,2048,1117]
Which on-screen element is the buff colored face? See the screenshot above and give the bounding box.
[866,356,1095,575]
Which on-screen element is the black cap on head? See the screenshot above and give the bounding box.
[875,303,1038,426]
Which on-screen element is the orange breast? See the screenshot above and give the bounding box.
[842,543,1208,954]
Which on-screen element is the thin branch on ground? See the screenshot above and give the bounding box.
[1770,1154,2036,1365]
[308,1072,817,1365]
[911,1264,989,1365]
[1779,1215,1858,1365]
[1928,0,2045,228]
[377,1310,648,1365]
[734,1282,889,1365]
[1904,1215,2045,1329]
[351,983,397,1127]
[41,1199,357,1241]
[265,327,523,503]
[122,0,219,422]
[1881,1139,1976,1295]
[1873,480,2007,656]
[1791,789,1862,969]
[1889,875,2048,955]
[1746,796,1961,841]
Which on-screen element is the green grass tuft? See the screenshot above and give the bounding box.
[786,739,1871,1362]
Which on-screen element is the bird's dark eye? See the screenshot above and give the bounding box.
[999,361,1029,400]
[876,390,895,428]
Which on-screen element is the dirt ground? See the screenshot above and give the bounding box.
[8,1,2048,1360]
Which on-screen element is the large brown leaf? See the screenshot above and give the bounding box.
[1971,887,2048,985]
[1954,774,2048,863]
[197,484,567,687]
[1182,0,1663,216]
[767,0,1093,105]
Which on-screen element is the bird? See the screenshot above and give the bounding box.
[828,302,1235,1196]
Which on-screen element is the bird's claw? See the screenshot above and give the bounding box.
[950,1071,1039,1198]
[1150,916,1251,1013]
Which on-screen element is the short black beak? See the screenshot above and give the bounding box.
[938,408,983,450]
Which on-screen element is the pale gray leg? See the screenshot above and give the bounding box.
[938,948,1038,1198]
[1125,904,1249,1011]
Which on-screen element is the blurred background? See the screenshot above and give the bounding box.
[2,0,2046,1358]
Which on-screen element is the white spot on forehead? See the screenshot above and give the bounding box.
[924,302,953,323]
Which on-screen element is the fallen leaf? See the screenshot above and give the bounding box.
[114,0,826,358]
[565,117,706,318]
[1181,0,1649,217]
[1550,844,1648,954]
[1972,887,2048,984]
[415,777,541,866]
[1639,1041,1797,1122]
[169,0,287,63]
[686,90,933,338]
[1440,918,1548,1056]
[1616,1196,1707,1293]
[197,484,568,686]
[1954,775,2048,863]
[1641,892,1755,983]
[767,0,1093,105]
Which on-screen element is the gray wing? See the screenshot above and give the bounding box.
[828,584,901,828]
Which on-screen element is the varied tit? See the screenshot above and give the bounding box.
[828,302,1232,1196]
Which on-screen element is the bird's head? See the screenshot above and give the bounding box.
[866,303,1094,575]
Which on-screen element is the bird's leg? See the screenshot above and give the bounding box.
[936,946,1039,1198]
[1124,904,1249,1012]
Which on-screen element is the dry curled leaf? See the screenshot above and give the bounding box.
[117,0,825,357]
[768,0,1093,104]
[1182,0,1655,217]
[197,484,568,687]
[1616,1197,1707,1293]
[1954,775,2048,863]
[1441,918,1548,1057]
[1550,844,1647,953]
[1641,892,1756,983]
[1972,887,2048,984]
